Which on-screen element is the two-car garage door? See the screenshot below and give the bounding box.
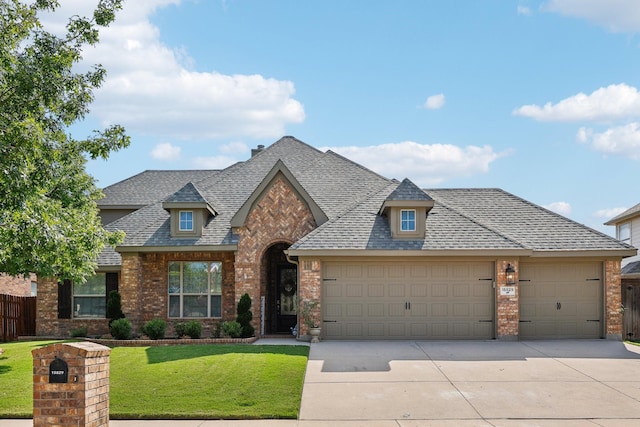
[321,260,604,340]
[322,261,495,340]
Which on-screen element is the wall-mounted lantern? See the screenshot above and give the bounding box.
[505,263,516,285]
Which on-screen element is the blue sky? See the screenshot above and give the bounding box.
[47,1,640,235]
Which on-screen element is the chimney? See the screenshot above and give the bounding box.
[251,144,265,157]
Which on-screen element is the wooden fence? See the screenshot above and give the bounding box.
[623,281,640,340]
[1,294,36,342]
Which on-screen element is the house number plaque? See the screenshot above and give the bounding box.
[500,286,516,296]
[49,357,68,383]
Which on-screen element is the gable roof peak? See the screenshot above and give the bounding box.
[162,181,217,215]
[386,178,432,202]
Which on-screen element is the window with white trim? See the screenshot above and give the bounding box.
[73,273,106,318]
[619,222,631,243]
[168,261,222,318]
[401,209,416,231]
[179,211,194,231]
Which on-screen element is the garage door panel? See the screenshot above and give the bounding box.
[431,283,449,297]
[409,303,427,317]
[389,323,406,337]
[367,265,384,278]
[453,284,470,297]
[323,261,494,340]
[389,303,405,316]
[368,303,384,317]
[346,284,363,297]
[346,303,363,317]
[431,303,449,317]
[410,284,428,298]
[389,284,405,297]
[325,283,342,297]
[368,284,384,297]
[519,261,602,339]
[368,323,384,336]
[346,265,363,278]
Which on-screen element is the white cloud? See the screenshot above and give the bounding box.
[594,207,628,219]
[544,201,572,216]
[423,94,446,110]
[517,5,532,16]
[42,1,305,140]
[577,123,640,160]
[544,0,640,32]
[220,141,250,155]
[322,141,506,186]
[192,155,240,169]
[513,84,640,122]
[151,142,181,160]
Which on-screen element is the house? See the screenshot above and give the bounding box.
[0,273,37,297]
[605,204,640,286]
[36,136,636,340]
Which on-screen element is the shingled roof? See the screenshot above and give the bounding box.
[98,136,635,266]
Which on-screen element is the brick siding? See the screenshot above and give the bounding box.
[234,175,317,335]
[0,273,35,296]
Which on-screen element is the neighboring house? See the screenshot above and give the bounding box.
[36,137,636,340]
[0,273,36,297]
[605,204,640,285]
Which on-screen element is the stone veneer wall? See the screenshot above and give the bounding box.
[605,259,622,339]
[496,259,519,340]
[298,259,322,335]
[234,175,317,335]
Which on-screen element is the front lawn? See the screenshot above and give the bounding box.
[0,340,309,419]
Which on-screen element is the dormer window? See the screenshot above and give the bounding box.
[162,182,217,238]
[179,211,194,231]
[379,178,434,240]
[401,209,416,232]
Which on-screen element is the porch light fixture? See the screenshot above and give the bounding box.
[505,264,516,285]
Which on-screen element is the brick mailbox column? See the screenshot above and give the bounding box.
[32,342,111,427]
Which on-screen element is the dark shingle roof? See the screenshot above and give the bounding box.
[98,170,220,207]
[98,136,634,266]
[386,178,432,202]
[622,261,640,276]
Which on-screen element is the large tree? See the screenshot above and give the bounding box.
[0,0,130,282]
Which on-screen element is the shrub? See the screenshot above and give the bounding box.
[70,326,87,338]
[183,320,202,339]
[141,319,167,340]
[174,321,186,338]
[110,318,132,340]
[236,293,255,338]
[222,321,242,338]
[106,290,125,327]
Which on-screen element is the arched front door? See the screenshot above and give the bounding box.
[264,242,297,334]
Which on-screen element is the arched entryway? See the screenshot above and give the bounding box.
[263,242,297,335]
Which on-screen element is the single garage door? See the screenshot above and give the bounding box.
[322,261,495,340]
[519,261,603,339]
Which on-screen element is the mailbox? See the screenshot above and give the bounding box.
[49,357,68,383]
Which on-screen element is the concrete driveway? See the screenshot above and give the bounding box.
[299,340,640,426]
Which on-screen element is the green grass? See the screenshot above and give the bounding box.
[0,341,309,419]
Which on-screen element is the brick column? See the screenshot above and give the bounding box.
[605,259,623,340]
[298,258,322,336]
[496,259,519,340]
[33,342,111,427]
[120,252,142,327]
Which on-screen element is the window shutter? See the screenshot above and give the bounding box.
[57,280,72,319]
[106,272,119,297]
